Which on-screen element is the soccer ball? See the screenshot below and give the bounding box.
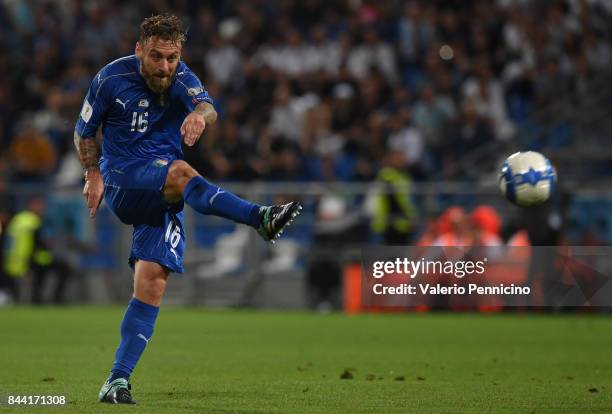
[498,151,556,207]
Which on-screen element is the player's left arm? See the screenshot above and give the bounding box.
[175,64,216,146]
[181,101,217,147]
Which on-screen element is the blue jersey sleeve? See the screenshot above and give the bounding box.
[75,71,111,138]
[173,64,213,112]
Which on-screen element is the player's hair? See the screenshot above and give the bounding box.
[139,14,186,45]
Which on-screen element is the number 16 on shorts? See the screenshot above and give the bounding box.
[165,220,182,260]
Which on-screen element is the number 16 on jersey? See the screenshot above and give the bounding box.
[131,111,148,132]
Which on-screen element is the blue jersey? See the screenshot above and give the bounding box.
[74,55,212,273]
[75,55,213,169]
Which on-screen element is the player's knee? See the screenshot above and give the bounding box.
[164,161,197,202]
[138,276,167,304]
[165,160,199,198]
[166,162,184,186]
[147,277,167,301]
[134,262,169,305]
[168,160,197,182]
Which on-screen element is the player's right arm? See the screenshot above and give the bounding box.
[74,71,111,218]
[74,131,103,218]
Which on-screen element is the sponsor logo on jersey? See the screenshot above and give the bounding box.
[187,86,203,96]
[138,99,149,108]
[115,98,128,110]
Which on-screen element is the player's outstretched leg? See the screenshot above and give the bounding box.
[99,261,168,404]
[164,160,302,242]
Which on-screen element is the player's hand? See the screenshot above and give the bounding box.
[181,112,206,147]
[83,169,104,218]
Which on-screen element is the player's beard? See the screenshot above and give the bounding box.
[141,66,175,93]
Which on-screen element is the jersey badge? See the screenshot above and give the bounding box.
[188,86,203,96]
[153,159,169,168]
[80,100,93,123]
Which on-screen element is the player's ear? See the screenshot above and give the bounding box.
[135,41,142,58]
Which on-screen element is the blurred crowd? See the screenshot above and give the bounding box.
[0,0,611,186]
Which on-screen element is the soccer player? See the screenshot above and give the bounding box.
[73,14,301,404]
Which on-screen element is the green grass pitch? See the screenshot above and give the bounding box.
[0,307,610,413]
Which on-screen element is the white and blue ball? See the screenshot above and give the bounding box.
[498,151,556,207]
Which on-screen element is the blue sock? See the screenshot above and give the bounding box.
[109,370,130,382]
[183,176,261,227]
[110,297,159,380]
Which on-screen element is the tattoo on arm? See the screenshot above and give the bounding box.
[73,131,100,172]
[194,102,217,125]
